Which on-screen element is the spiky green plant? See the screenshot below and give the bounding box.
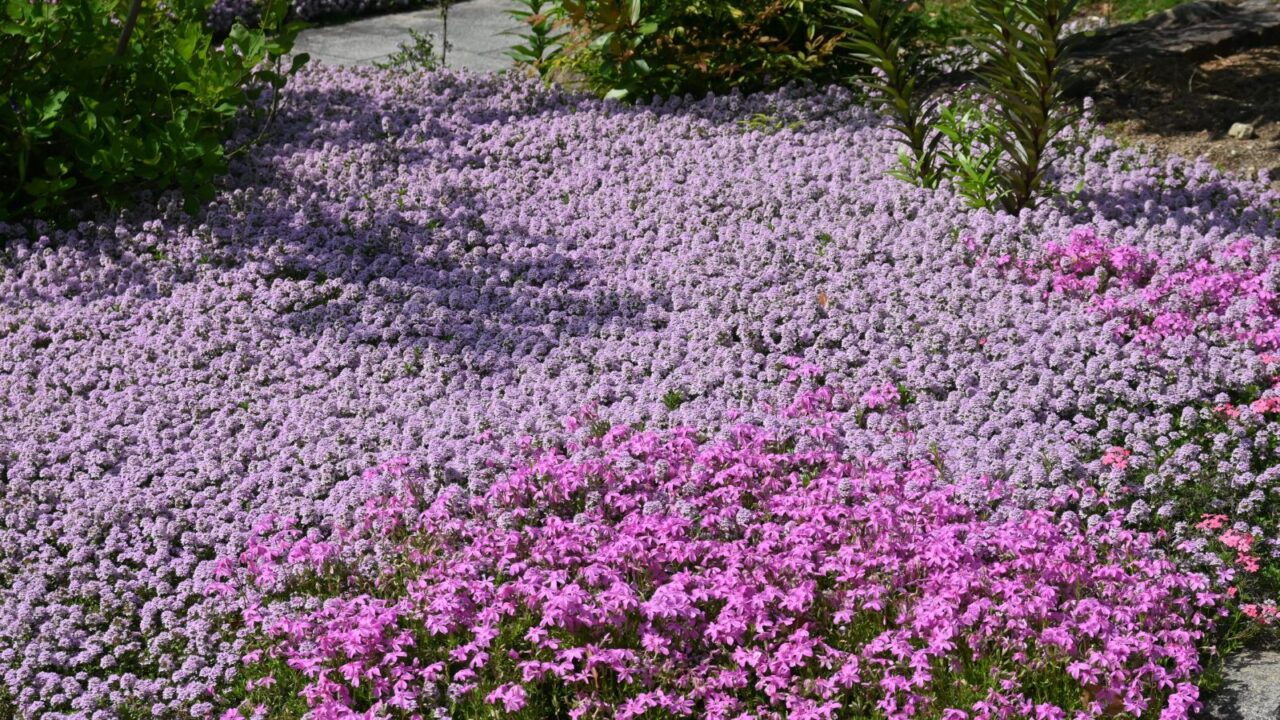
[969,0,1082,212]
[507,0,566,78]
[838,0,942,188]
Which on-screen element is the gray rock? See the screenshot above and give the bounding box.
[1228,122,1258,140]
[1070,0,1280,63]
[1199,651,1280,720]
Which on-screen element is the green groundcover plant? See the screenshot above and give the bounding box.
[0,0,307,220]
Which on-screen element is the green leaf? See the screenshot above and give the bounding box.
[42,155,68,177]
[175,24,200,61]
[39,91,69,123]
[628,0,640,25]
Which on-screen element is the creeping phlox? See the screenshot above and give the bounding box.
[1045,227,1280,353]
[208,0,422,32]
[221,382,1221,720]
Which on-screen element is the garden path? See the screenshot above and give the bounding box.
[293,0,521,71]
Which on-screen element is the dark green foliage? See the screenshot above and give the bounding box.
[507,0,567,77]
[510,0,852,101]
[932,91,1006,210]
[0,0,307,219]
[662,388,687,411]
[841,0,1081,212]
[837,0,941,187]
[969,0,1081,212]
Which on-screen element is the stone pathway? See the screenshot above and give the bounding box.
[293,0,522,72]
[1202,650,1280,720]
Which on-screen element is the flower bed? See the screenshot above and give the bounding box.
[220,386,1220,719]
[208,0,429,34]
[0,66,1278,717]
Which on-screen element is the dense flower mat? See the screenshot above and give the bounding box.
[222,390,1220,720]
[0,66,1278,718]
[208,0,428,34]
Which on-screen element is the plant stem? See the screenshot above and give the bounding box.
[440,0,449,66]
[113,0,145,57]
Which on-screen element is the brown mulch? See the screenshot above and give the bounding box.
[1088,44,1280,186]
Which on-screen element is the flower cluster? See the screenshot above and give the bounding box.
[223,390,1220,720]
[1196,515,1263,574]
[0,65,1277,716]
[1043,226,1157,296]
[1044,226,1280,352]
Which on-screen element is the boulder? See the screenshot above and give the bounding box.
[1199,650,1280,720]
[1071,0,1280,63]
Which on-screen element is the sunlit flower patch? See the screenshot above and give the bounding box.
[221,385,1221,719]
[0,66,1277,716]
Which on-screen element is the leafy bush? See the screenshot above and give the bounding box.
[0,0,306,219]
[838,0,941,187]
[508,0,567,76]
[512,0,851,100]
[969,0,1081,212]
[932,91,1007,209]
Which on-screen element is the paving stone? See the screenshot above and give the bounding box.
[294,0,522,71]
[1200,651,1280,720]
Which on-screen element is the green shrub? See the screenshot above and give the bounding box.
[0,0,307,220]
[970,0,1081,212]
[838,0,940,187]
[507,0,566,77]
[932,90,1006,210]
[375,28,440,71]
[512,0,852,100]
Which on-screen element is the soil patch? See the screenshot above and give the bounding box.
[1064,0,1280,185]
[1089,45,1280,184]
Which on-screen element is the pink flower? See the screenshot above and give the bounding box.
[1220,530,1255,553]
[485,683,528,712]
[861,383,900,410]
[1100,446,1131,470]
[1250,397,1280,414]
[1196,514,1228,531]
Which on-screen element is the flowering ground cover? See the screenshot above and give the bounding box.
[222,388,1221,720]
[1,66,1279,718]
[208,0,427,34]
